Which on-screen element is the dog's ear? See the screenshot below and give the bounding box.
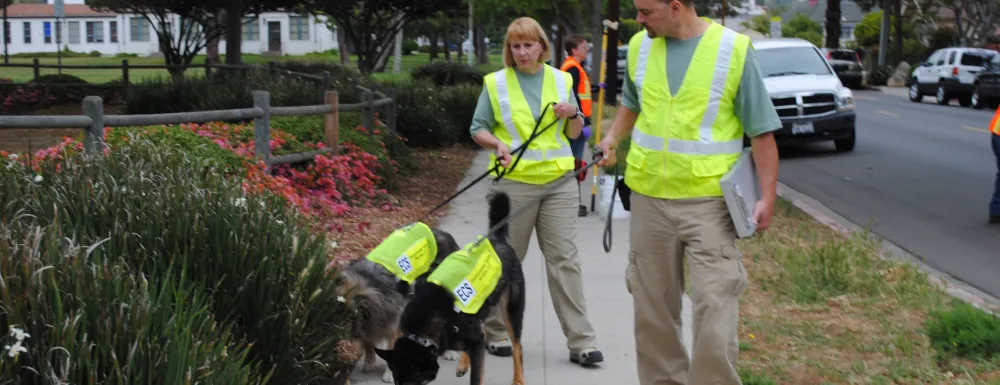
[374,347,394,362]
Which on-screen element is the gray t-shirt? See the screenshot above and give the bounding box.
[620,32,781,138]
[468,67,580,138]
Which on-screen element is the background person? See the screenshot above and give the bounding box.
[561,34,594,217]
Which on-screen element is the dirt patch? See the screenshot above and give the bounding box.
[324,145,479,265]
[0,102,126,153]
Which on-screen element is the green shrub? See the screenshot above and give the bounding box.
[927,300,1000,360]
[0,137,356,384]
[125,70,327,114]
[410,61,487,87]
[105,125,249,176]
[402,39,419,55]
[32,74,88,84]
[376,78,483,148]
[0,231,264,385]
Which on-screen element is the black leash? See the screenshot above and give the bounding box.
[416,102,561,223]
[476,150,621,253]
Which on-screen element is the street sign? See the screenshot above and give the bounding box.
[54,0,64,19]
[770,16,781,38]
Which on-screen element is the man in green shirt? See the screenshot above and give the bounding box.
[597,0,782,383]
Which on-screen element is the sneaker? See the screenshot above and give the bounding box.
[569,348,604,367]
[578,204,588,217]
[487,339,512,357]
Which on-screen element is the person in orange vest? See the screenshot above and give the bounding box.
[561,34,593,217]
[989,104,1000,224]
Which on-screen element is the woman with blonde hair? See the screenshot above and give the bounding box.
[468,16,603,367]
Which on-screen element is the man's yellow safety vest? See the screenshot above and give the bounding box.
[990,105,1000,136]
[484,64,577,185]
[624,19,751,199]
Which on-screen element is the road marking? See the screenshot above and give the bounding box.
[961,126,990,133]
[874,110,900,117]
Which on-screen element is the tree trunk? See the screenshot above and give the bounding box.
[206,14,221,66]
[224,0,244,65]
[892,0,902,65]
[444,37,451,60]
[337,25,353,65]
[825,0,842,49]
[476,24,488,65]
[604,0,620,103]
[429,31,439,61]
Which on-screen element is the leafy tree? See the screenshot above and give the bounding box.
[311,0,463,75]
[87,0,227,82]
[742,14,772,36]
[783,13,824,46]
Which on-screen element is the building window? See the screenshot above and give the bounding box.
[289,15,308,40]
[243,17,259,41]
[110,21,118,43]
[22,22,30,44]
[68,21,80,44]
[44,22,52,43]
[130,16,149,42]
[86,21,104,43]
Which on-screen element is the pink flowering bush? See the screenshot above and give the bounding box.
[8,121,393,225]
[0,77,57,113]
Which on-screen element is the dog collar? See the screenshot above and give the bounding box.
[406,333,438,352]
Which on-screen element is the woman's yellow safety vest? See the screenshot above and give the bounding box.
[484,64,577,185]
[624,19,751,199]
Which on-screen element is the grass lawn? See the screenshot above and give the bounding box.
[0,51,505,83]
[734,195,1000,383]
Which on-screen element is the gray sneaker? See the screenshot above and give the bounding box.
[487,339,512,357]
[569,348,604,367]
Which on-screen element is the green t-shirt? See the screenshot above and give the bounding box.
[468,67,580,138]
[620,32,781,138]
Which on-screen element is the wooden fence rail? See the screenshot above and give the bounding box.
[0,87,396,172]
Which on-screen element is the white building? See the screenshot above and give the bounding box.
[0,0,339,57]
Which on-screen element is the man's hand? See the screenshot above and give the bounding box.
[596,136,618,167]
[751,198,775,231]
[495,143,513,167]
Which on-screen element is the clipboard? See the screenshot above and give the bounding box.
[719,148,761,238]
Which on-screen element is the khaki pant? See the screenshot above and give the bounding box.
[484,173,598,353]
[626,193,749,385]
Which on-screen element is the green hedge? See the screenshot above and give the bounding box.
[0,136,356,385]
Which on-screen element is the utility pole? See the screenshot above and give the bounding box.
[466,0,473,66]
[3,0,9,64]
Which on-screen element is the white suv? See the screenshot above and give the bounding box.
[909,47,997,106]
[752,37,858,152]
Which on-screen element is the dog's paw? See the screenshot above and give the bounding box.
[442,350,461,361]
[381,367,394,383]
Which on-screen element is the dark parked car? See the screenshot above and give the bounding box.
[972,52,1000,110]
[820,48,864,89]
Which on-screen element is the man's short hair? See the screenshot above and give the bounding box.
[564,35,588,56]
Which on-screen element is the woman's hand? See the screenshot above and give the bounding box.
[553,102,579,119]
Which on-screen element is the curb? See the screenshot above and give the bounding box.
[775,182,1000,316]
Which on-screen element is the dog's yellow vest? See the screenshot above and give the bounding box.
[427,236,503,314]
[365,222,438,283]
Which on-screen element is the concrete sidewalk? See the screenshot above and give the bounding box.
[350,149,694,385]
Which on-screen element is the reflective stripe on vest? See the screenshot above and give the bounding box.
[485,65,577,184]
[560,57,593,117]
[991,105,1000,136]
[624,20,749,199]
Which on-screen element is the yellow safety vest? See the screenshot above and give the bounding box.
[624,19,751,199]
[484,64,577,185]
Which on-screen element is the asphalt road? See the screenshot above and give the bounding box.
[775,87,1000,299]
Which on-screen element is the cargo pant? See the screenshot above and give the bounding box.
[483,173,598,354]
[625,192,749,385]
[990,133,1000,217]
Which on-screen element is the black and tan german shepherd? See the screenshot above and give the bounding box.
[374,191,527,385]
